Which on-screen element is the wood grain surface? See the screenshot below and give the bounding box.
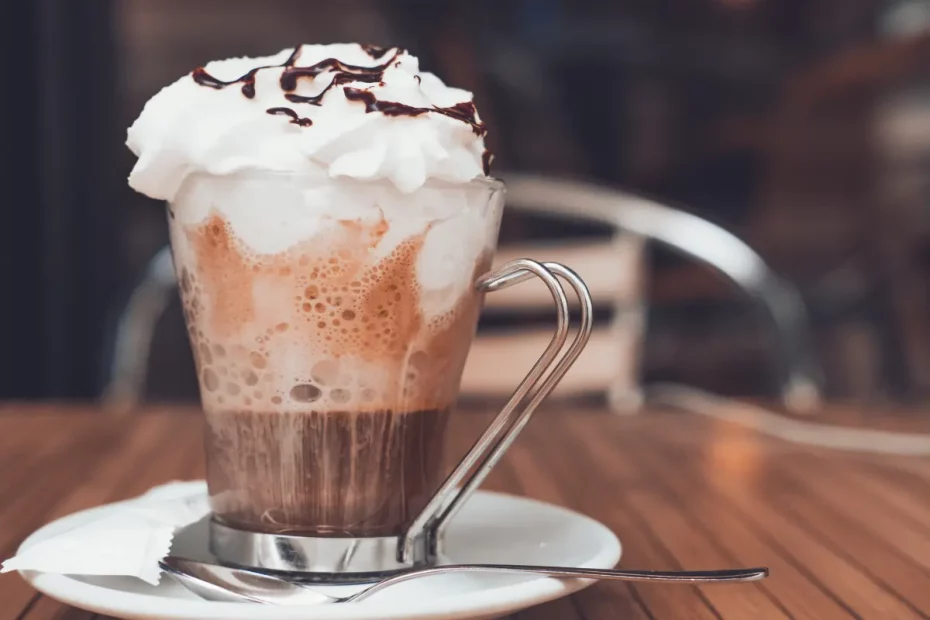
[2,403,930,619]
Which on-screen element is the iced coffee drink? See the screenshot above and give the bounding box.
[126,44,500,537]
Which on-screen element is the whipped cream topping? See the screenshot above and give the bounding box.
[127,44,491,199]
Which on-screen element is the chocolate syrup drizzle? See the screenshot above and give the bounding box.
[282,70,385,105]
[342,88,486,137]
[191,44,492,169]
[192,46,302,99]
[266,107,313,127]
[360,44,390,58]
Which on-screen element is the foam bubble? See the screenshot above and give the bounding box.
[291,384,322,403]
[203,369,219,392]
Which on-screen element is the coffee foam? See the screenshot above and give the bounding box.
[169,186,496,415]
[172,175,496,317]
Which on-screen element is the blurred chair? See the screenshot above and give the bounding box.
[103,173,821,413]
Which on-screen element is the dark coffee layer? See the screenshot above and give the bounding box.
[204,408,450,537]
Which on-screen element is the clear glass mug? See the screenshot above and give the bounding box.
[168,171,591,575]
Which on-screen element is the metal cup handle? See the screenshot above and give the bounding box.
[399,259,594,562]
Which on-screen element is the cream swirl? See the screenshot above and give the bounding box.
[126,44,491,199]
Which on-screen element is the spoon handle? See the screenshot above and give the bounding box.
[348,564,768,602]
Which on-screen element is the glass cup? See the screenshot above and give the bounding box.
[167,171,591,576]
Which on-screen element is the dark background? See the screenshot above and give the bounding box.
[5,0,930,404]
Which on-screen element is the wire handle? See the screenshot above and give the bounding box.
[400,259,594,562]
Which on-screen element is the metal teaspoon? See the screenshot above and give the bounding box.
[159,556,768,605]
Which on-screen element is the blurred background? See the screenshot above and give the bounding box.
[5,0,930,407]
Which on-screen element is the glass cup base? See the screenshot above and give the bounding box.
[208,517,434,582]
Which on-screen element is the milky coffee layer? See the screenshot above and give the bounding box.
[168,177,500,415]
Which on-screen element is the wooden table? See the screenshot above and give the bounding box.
[3,403,930,619]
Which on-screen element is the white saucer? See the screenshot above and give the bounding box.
[17,485,621,620]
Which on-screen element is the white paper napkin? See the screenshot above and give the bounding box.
[1,481,209,585]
